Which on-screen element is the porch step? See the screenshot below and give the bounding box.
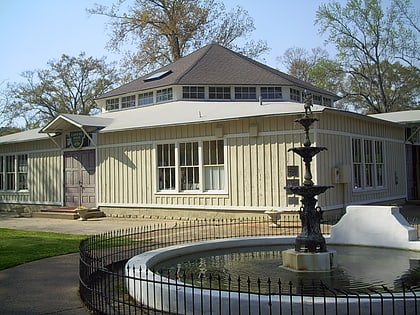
[32,207,105,220]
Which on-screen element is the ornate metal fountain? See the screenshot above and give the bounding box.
[285,95,333,253]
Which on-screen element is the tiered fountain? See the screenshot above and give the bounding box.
[282,96,335,271]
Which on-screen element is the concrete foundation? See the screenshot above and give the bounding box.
[281,249,337,272]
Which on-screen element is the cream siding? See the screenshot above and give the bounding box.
[96,110,406,215]
[0,138,63,206]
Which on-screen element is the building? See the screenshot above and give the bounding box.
[0,44,407,218]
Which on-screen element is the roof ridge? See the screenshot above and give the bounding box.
[174,44,214,84]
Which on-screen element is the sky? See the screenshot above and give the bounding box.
[1,0,416,86]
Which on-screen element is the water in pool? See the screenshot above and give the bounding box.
[153,245,420,295]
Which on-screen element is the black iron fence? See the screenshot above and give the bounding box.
[79,216,420,314]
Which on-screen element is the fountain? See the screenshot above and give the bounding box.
[282,94,335,271]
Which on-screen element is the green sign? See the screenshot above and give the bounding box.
[70,131,85,148]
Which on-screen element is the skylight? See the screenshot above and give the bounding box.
[144,70,172,82]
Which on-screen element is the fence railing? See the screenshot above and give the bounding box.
[79,215,420,314]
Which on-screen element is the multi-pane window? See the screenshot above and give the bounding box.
[183,86,205,99]
[156,88,173,102]
[105,98,119,111]
[323,97,332,106]
[0,156,3,190]
[375,141,385,187]
[352,138,385,190]
[209,87,231,99]
[352,139,363,189]
[157,140,225,193]
[157,144,175,190]
[2,154,28,191]
[313,94,322,105]
[260,87,282,100]
[180,142,199,191]
[5,155,15,190]
[138,92,154,106]
[121,95,136,108]
[203,140,224,190]
[17,155,28,190]
[235,87,256,100]
[290,88,301,102]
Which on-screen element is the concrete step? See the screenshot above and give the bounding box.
[32,207,105,220]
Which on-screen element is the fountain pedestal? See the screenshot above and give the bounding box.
[282,249,336,272]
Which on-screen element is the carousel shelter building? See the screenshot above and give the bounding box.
[0,44,408,218]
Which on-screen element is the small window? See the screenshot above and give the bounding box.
[17,154,28,190]
[5,155,15,190]
[183,86,205,99]
[209,87,231,99]
[121,95,136,108]
[261,87,282,100]
[179,142,199,191]
[105,98,119,111]
[203,140,225,191]
[138,92,154,106]
[323,97,332,106]
[156,88,173,102]
[290,88,301,102]
[0,156,3,190]
[313,94,322,105]
[235,87,256,100]
[157,144,176,190]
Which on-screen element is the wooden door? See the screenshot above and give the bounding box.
[64,150,96,208]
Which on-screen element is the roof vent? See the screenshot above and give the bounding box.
[144,70,172,82]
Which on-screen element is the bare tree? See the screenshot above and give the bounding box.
[88,0,269,80]
[316,0,420,113]
[5,53,120,128]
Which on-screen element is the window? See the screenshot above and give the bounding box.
[235,87,256,100]
[209,87,231,99]
[0,157,3,190]
[203,140,224,190]
[157,140,225,193]
[261,87,282,100]
[2,154,28,191]
[323,97,332,106]
[375,141,385,187]
[156,88,173,102]
[183,86,205,99]
[157,144,175,190]
[17,155,28,190]
[290,88,301,102]
[138,92,154,106]
[105,98,119,111]
[180,142,199,191]
[121,95,136,108]
[352,138,385,190]
[5,155,15,190]
[313,94,322,105]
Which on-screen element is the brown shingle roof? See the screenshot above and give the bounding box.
[97,44,338,99]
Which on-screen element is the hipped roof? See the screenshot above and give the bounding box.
[97,44,339,100]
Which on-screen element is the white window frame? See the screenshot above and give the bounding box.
[156,139,227,194]
[351,138,386,191]
[121,95,136,108]
[1,154,29,191]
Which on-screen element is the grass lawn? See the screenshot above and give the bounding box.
[0,228,87,270]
